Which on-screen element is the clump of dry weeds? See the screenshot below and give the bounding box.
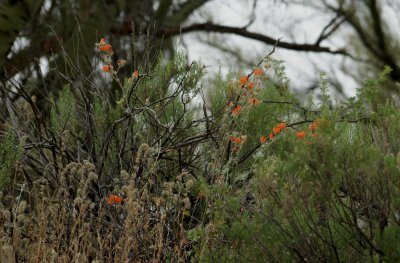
[0,144,197,262]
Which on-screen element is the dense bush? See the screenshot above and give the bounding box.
[0,39,399,262]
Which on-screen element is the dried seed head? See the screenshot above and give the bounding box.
[74,197,83,206]
[1,209,11,222]
[17,200,27,214]
[182,197,191,210]
[120,170,129,180]
[88,171,98,181]
[117,59,126,67]
[185,179,194,190]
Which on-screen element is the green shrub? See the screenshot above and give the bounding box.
[1,38,399,262]
[0,130,23,190]
[194,67,400,262]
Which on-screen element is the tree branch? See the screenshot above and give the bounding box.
[159,22,349,56]
[166,0,210,26]
[326,2,400,82]
[315,13,350,46]
[367,0,400,81]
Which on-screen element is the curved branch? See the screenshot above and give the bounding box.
[166,0,210,26]
[159,22,350,56]
[326,2,400,81]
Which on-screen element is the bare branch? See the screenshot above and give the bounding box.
[167,0,210,25]
[326,2,400,81]
[160,22,350,56]
[315,13,350,46]
[262,100,320,113]
[243,0,259,29]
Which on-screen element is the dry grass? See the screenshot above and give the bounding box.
[0,145,197,262]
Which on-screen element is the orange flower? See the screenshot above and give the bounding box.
[260,136,267,144]
[309,121,318,131]
[247,82,255,89]
[295,131,306,139]
[247,98,261,106]
[99,44,112,52]
[231,105,241,116]
[98,38,112,51]
[107,194,123,205]
[102,65,111,72]
[269,133,274,139]
[239,76,248,85]
[253,68,264,76]
[272,127,281,134]
[276,123,286,130]
[133,70,139,78]
[228,136,242,144]
[271,123,286,135]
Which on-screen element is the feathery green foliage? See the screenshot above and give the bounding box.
[0,131,23,190]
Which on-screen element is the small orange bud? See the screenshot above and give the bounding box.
[102,65,111,72]
[231,105,241,116]
[133,70,139,78]
[276,123,286,130]
[228,136,242,145]
[309,121,318,131]
[253,68,264,76]
[260,136,267,144]
[107,194,123,205]
[99,44,112,52]
[247,98,261,106]
[247,82,255,89]
[272,127,281,134]
[296,131,306,139]
[239,76,248,85]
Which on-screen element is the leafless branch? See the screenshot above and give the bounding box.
[160,22,350,56]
